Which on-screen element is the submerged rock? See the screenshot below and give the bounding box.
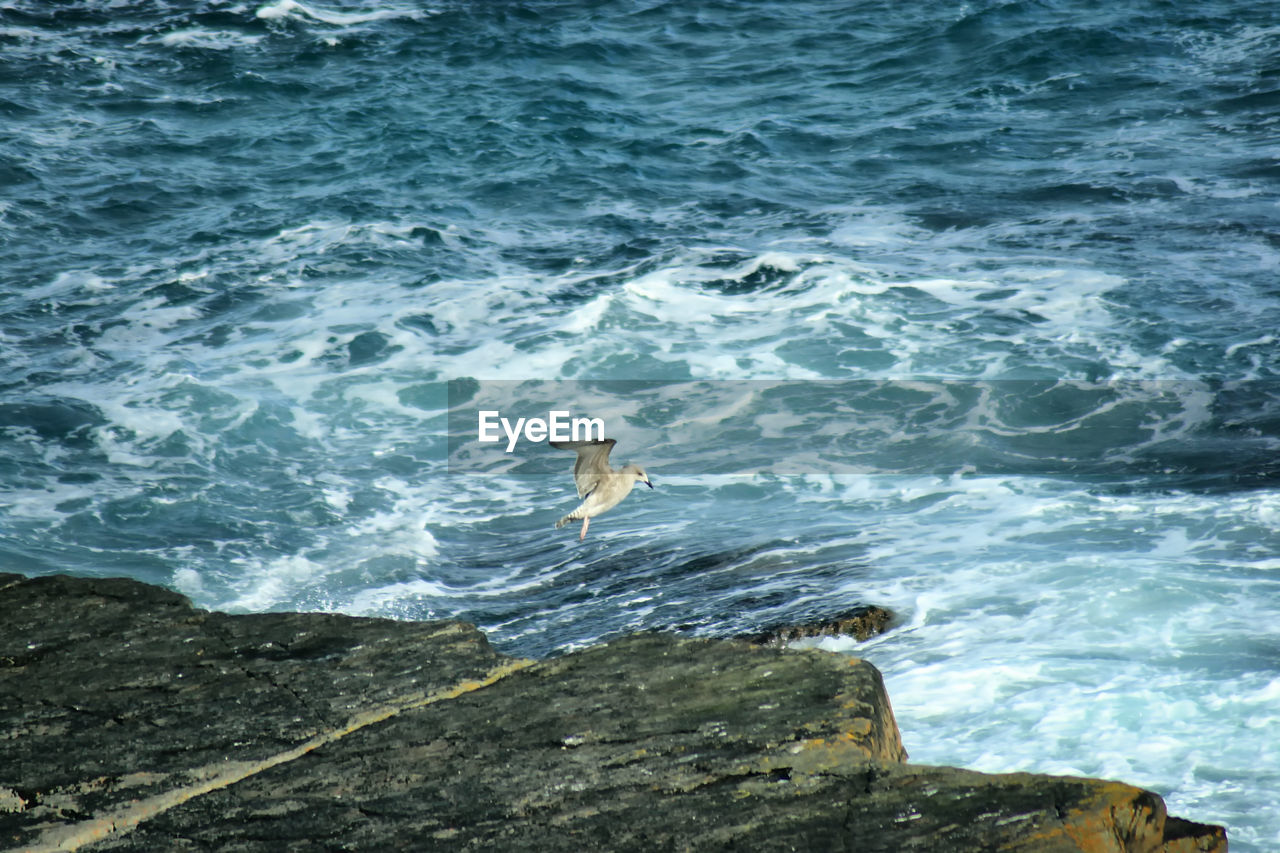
[740,604,896,646]
[1,574,1226,852]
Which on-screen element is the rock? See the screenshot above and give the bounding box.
[0,573,514,851]
[740,604,896,646]
[1162,817,1230,853]
[1,574,1227,852]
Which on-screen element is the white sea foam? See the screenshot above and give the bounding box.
[0,27,47,41]
[172,567,205,597]
[768,478,1279,847]
[551,249,1155,380]
[99,217,1171,395]
[346,579,452,614]
[149,29,266,50]
[222,552,329,612]
[255,0,425,26]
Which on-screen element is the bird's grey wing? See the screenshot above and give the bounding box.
[550,438,615,498]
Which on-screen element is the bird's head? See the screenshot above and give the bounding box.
[631,466,653,489]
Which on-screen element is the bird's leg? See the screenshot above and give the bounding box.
[580,516,590,541]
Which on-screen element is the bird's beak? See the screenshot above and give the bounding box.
[645,478,654,489]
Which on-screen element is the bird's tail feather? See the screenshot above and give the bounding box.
[554,501,589,528]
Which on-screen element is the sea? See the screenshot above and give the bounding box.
[2,0,1278,846]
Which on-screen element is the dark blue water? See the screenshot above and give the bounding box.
[2,1,1278,846]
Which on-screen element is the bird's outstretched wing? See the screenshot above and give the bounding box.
[550,438,616,498]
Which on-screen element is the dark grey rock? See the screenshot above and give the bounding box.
[0,574,1227,852]
[0,574,508,849]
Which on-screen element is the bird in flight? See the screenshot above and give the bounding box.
[551,438,653,540]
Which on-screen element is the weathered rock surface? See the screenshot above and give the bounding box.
[1,574,1227,852]
[0,572,515,851]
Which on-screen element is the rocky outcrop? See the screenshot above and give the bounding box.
[1,573,1227,852]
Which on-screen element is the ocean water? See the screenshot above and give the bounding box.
[2,0,1278,846]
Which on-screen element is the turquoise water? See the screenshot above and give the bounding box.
[2,1,1278,845]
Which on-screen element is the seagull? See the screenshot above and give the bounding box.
[551,439,653,540]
